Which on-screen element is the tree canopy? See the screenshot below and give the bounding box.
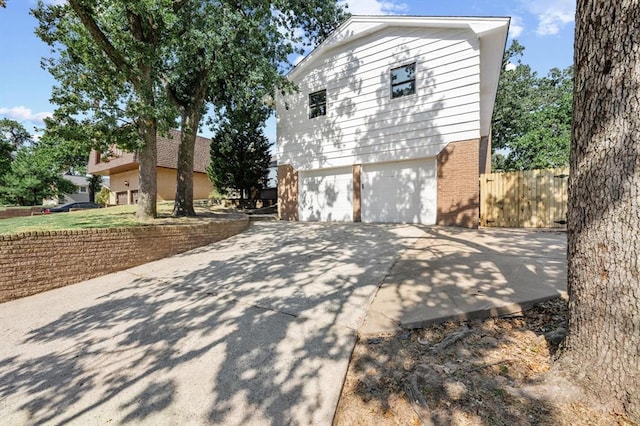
[33,0,347,218]
[492,41,573,171]
[0,125,78,206]
[208,100,272,201]
[0,118,30,181]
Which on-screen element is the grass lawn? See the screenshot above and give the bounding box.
[0,203,227,236]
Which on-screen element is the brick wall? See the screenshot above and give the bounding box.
[277,164,299,221]
[353,165,362,222]
[0,207,43,220]
[0,217,249,303]
[437,139,481,228]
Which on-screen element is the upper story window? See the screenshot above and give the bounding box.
[391,63,416,99]
[309,90,327,119]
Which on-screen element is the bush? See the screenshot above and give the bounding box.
[96,187,110,206]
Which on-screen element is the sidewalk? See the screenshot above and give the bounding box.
[361,226,567,335]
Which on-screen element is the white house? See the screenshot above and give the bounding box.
[276,16,510,227]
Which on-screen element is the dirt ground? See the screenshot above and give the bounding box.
[334,298,636,426]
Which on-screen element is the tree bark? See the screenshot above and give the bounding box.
[136,120,158,219]
[557,1,640,420]
[172,107,201,217]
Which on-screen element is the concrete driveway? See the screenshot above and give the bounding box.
[362,226,567,334]
[0,222,424,425]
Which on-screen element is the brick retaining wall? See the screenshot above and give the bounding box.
[0,217,250,303]
[0,207,43,220]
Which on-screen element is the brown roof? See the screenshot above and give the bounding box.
[88,129,212,175]
[157,129,211,173]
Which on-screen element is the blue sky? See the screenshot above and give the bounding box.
[0,0,575,142]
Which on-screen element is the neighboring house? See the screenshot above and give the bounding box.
[87,130,213,205]
[59,175,90,203]
[44,175,110,206]
[43,175,90,206]
[276,16,510,227]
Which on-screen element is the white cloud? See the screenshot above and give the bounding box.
[0,106,52,124]
[525,0,575,36]
[342,0,408,15]
[505,63,517,71]
[509,15,524,38]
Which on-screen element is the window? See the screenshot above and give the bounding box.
[309,90,327,119]
[79,186,88,193]
[390,63,416,99]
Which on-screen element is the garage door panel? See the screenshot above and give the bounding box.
[362,158,437,224]
[299,167,353,222]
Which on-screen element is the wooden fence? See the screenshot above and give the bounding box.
[480,167,569,228]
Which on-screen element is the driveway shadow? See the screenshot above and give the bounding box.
[0,222,423,425]
[363,226,567,332]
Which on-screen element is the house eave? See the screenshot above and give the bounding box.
[288,15,510,80]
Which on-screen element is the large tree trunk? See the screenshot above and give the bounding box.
[136,121,158,219]
[557,0,640,420]
[172,107,202,217]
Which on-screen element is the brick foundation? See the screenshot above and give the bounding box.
[277,164,299,221]
[353,165,362,222]
[0,217,249,303]
[437,139,481,228]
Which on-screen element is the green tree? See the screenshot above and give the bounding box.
[33,1,347,219]
[87,174,102,203]
[0,118,32,181]
[208,102,272,201]
[0,144,76,206]
[491,41,573,171]
[166,1,346,216]
[96,186,110,206]
[33,1,177,219]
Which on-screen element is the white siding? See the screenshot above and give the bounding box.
[362,158,437,224]
[299,167,353,222]
[277,26,481,171]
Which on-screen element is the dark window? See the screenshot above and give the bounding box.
[309,90,327,119]
[391,63,416,99]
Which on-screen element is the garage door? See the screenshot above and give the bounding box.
[362,158,437,224]
[299,167,353,222]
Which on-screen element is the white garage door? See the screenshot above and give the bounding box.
[362,158,437,224]
[299,167,353,222]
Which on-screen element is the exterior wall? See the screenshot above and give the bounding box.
[353,165,362,222]
[62,192,90,203]
[436,139,481,228]
[109,168,212,204]
[0,217,250,303]
[157,167,177,200]
[278,26,481,171]
[110,169,139,205]
[87,149,137,175]
[278,165,298,221]
[193,173,214,200]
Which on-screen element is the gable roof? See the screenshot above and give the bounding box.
[88,130,212,175]
[288,15,510,135]
[157,129,211,173]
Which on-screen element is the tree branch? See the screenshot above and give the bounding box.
[67,1,136,86]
